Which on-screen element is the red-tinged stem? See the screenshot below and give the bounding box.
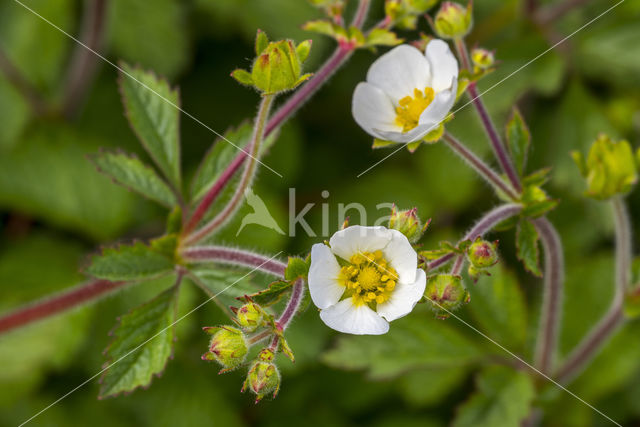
[556,197,631,382]
[184,94,274,244]
[533,217,565,374]
[62,0,108,118]
[427,204,523,271]
[443,132,519,200]
[278,279,304,330]
[454,39,523,193]
[183,0,374,233]
[180,246,286,278]
[0,279,129,334]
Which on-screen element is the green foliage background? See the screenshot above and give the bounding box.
[0,0,639,425]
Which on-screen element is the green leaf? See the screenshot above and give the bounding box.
[99,285,179,398]
[452,366,535,427]
[516,219,542,277]
[245,280,293,307]
[365,28,403,47]
[467,267,528,350]
[87,241,174,281]
[284,256,310,281]
[522,168,552,187]
[188,268,259,308]
[302,19,339,38]
[520,184,558,218]
[89,151,178,208]
[399,367,468,407]
[505,108,531,176]
[119,62,181,189]
[322,313,485,379]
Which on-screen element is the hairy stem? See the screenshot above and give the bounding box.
[278,279,304,329]
[0,48,47,116]
[184,94,275,243]
[180,246,286,278]
[62,0,108,118]
[184,0,374,229]
[443,132,519,200]
[0,279,130,334]
[454,39,522,193]
[556,197,632,382]
[533,217,565,374]
[427,204,523,271]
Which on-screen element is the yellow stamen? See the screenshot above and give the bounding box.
[395,87,435,133]
[338,251,399,308]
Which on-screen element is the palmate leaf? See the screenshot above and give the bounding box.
[119,62,181,189]
[322,311,486,379]
[87,241,175,281]
[99,285,179,398]
[89,150,178,208]
[452,366,535,427]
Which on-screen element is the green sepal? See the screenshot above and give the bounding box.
[296,40,312,63]
[372,138,397,149]
[231,69,253,86]
[255,29,269,55]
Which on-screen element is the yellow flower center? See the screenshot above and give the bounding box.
[394,87,435,133]
[338,250,398,307]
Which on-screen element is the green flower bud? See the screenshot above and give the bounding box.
[388,205,429,243]
[467,238,499,269]
[201,326,248,373]
[471,47,494,70]
[232,31,313,95]
[236,303,264,332]
[385,0,438,30]
[242,349,281,403]
[425,274,469,319]
[433,1,473,39]
[572,134,638,200]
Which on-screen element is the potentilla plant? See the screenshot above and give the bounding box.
[1,1,639,424]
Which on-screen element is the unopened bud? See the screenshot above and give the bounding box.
[236,303,264,332]
[467,238,499,269]
[242,349,281,403]
[471,47,494,70]
[572,134,639,200]
[425,274,469,318]
[433,1,473,39]
[388,205,429,243]
[201,326,248,373]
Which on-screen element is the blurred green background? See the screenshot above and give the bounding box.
[1,0,639,425]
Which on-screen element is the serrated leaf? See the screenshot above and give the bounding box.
[90,151,177,208]
[365,28,403,47]
[284,256,310,281]
[322,314,485,379]
[99,285,179,398]
[119,62,181,188]
[244,280,293,307]
[467,267,528,350]
[87,241,174,281]
[453,366,535,427]
[516,220,542,277]
[506,108,531,176]
[188,268,258,308]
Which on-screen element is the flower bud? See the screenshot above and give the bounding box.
[425,274,469,319]
[388,205,429,243]
[236,303,264,332]
[201,326,248,373]
[471,47,494,70]
[232,31,313,95]
[385,0,439,30]
[467,238,499,269]
[433,1,473,39]
[242,349,281,403]
[572,134,639,200]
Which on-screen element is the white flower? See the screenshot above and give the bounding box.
[308,225,427,335]
[352,40,459,143]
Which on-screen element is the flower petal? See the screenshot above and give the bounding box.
[418,82,457,127]
[320,298,389,335]
[308,243,345,309]
[377,269,427,322]
[382,229,418,284]
[352,82,401,139]
[367,45,431,103]
[329,225,392,261]
[425,39,459,93]
[372,123,435,144]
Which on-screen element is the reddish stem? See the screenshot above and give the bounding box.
[180,246,286,278]
[0,279,128,334]
[277,279,304,329]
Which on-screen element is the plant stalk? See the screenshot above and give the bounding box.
[533,217,565,374]
[180,246,286,278]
